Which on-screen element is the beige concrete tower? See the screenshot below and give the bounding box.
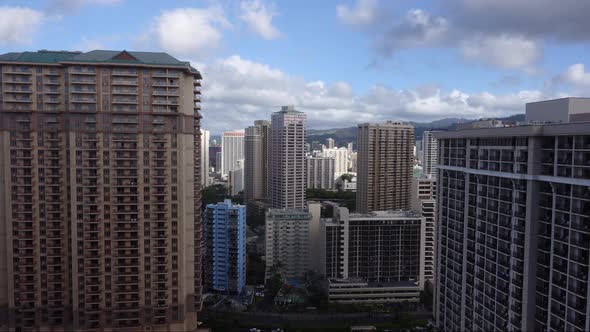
[356,121,414,213]
[244,120,270,203]
[270,106,307,209]
[0,50,203,331]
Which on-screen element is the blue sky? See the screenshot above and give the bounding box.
[2,0,590,133]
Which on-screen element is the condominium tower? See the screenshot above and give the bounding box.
[203,200,246,294]
[244,120,271,203]
[221,130,244,178]
[435,98,590,332]
[356,121,414,213]
[411,177,436,283]
[319,205,425,303]
[422,130,439,178]
[0,50,203,330]
[270,106,307,209]
[200,129,210,187]
[307,156,335,190]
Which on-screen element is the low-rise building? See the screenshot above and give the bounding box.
[328,279,422,304]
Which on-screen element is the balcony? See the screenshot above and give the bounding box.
[3,77,31,84]
[112,68,138,76]
[70,77,96,84]
[112,79,138,86]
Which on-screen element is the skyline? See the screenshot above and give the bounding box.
[2,0,590,133]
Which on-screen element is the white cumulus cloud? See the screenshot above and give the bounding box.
[197,55,552,134]
[151,7,231,58]
[239,0,281,40]
[0,6,44,45]
[460,34,542,70]
[337,0,379,26]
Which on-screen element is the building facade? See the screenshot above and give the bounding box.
[307,156,335,190]
[200,129,210,187]
[221,130,244,179]
[322,147,349,175]
[356,121,414,213]
[270,106,307,209]
[318,206,425,303]
[435,98,590,332]
[422,130,439,179]
[229,159,244,195]
[203,200,246,294]
[265,209,312,280]
[0,50,203,330]
[411,177,436,283]
[244,120,270,203]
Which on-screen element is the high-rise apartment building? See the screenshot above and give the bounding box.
[244,120,270,203]
[229,159,244,196]
[307,156,335,190]
[270,106,307,209]
[221,130,244,178]
[203,200,246,294]
[422,130,439,178]
[326,137,335,149]
[0,50,203,330]
[200,129,210,187]
[265,203,321,280]
[318,205,425,303]
[435,98,590,332]
[322,147,349,175]
[356,121,414,213]
[411,177,436,283]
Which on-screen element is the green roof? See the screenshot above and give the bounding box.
[0,50,201,77]
[0,50,79,63]
[67,50,188,66]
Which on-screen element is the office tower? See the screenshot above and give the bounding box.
[435,98,590,332]
[321,147,349,175]
[203,200,246,294]
[347,142,353,154]
[326,137,335,149]
[318,205,425,303]
[0,50,202,330]
[244,120,271,203]
[200,129,210,187]
[229,159,244,196]
[264,203,321,280]
[356,121,414,213]
[221,130,244,178]
[307,156,335,190]
[422,130,439,178]
[411,177,436,283]
[270,106,307,209]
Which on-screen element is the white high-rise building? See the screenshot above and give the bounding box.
[435,98,590,332]
[322,147,349,175]
[229,159,244,195]
[270,106,307,209]
[307,156,335,190]
[347,142,353,154]
[200,129,210,187]
[265,203,321,280]
[422,130,439,178]
[326,138,335,149]
[221,130,245,178]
